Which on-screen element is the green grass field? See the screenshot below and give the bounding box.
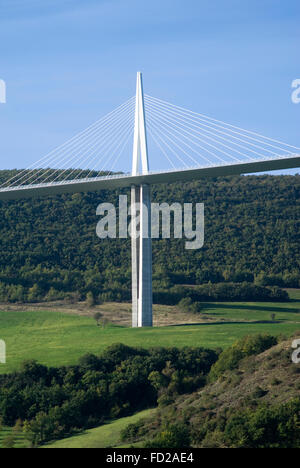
[43,408,155,449]
[0,290,299,374]
[0,427,28,449]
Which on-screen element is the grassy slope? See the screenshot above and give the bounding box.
[182,335,300,412]
[0,290,299,374]
[44,328,300,449]
[126,336,300,448]
[0,428,28,448]
[43,409,155,449]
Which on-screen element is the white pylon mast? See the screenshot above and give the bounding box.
[132,72,150,176]
[131,72,153,327]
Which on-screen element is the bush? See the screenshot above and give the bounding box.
[86,291,95,307]
[120,420,145,442]
[209,334,278,381]
[154,283,289,305]
[223,399,300,448]
[64,292,80,304]
[144,423,190,448]
[93,312,103,326]
[0,344,218,445]
[178,298,203,314]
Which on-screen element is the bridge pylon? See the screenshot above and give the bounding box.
[131,72,153,327]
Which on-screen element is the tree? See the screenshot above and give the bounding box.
[24,412,54,447]
[87,291,95,308]
[0,343,218,445]
[13,419,23,435]
[209,334,277,381]
[23,420,37,448]
[64,291,80,304]
[27,284,42,303]
[144,423,190,448]
[178,297,193,312]
[148,371,168,391]
[178,297,203,314]
[93,311,103,326]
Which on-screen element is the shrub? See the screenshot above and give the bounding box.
[86,291,95,307]
[120,420,145,442]
[93,312,103,326]
[209,334,278,381]
[144,423,190,448]
[224,399,300,448]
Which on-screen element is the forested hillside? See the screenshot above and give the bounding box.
[121,334,300,448]
[0,344,218,446]
[1,334,298,448]
[0,171,299,303]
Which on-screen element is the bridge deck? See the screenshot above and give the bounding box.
[0,155,299,201]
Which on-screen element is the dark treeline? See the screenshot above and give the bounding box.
[0,344,218,446]
[0,171,299,303]
[154,283,288,304]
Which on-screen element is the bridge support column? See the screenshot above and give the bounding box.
[131,72,153,327]
[131,184,152,327]
[131,185,139,328]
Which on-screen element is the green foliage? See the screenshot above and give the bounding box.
[120,420,146,442]
[0,419,26,449]
[0,173,298,303]
[223,399,300,448]
[178,298,203,314]
[93,311,103,326]
[196,399,300,448]
[148,371,169,391]
[86,291,95,307]
[129,335,300,448]
[27,284,43,303]
[209,334,278,381]
[156,282,288,305]
[144,423,190,448]
[0,344,217,445]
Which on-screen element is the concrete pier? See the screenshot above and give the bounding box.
[131,184,152,327]
[131,72,153,327]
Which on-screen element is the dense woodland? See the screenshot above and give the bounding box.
[0,344,218,445]
[0,171,299,303]
[0,334,298,448]
[121,334,300,449]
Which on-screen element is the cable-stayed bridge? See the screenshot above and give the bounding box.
[0,73,299,327]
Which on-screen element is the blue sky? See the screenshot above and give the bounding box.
[0,0,299,173]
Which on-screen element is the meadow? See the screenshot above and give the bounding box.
[0,426,28,449]
[0,290,299,374]
[43,409,155,449]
